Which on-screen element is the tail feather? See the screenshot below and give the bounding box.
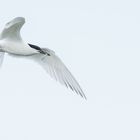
[0,52,5,68]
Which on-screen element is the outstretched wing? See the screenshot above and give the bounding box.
[0,52,5,68]
[30,48,86,99]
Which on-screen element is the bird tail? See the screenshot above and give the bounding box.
[0,52,5,68]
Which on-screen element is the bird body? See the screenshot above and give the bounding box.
[0,17,86,99]
[0,39,38,55]
[0,17,38,55]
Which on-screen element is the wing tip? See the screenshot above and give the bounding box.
[78,91,87,100]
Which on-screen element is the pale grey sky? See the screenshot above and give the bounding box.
[0,0,140,140]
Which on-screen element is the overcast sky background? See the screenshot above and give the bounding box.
[0,0,140,140]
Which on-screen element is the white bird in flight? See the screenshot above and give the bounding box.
[0,17,86,99]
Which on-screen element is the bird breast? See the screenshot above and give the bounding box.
[0,39,38,55]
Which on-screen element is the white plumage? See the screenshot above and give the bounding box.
[0,17,86,99]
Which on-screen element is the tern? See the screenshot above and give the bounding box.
[0,17,86,99]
